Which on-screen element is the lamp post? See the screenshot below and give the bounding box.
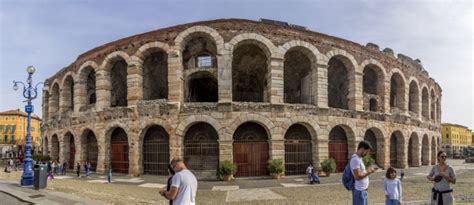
[13,65,43,186]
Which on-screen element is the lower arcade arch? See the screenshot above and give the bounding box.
[143,125,170,175]
[184,123,219,174]
[233,122,269,177]
[110,128,129,173]
[284,124,313,175]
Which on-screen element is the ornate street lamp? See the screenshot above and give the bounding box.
[13,65,43,186]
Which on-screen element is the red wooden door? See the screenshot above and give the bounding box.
[329,143,348,172]
[112,144,129,173]
[233,141,269,177]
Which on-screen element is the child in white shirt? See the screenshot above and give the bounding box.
[384,167,402,205]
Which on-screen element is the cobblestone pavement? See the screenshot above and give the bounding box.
[1,159,473,204]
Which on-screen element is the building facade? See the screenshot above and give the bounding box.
[0,109,42,158]
[41,19,442,177]
[441,123,472,155]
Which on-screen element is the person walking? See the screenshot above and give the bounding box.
[76,162,81,177]
[350,140,378,205]
[384,167,402,205]
[62,161,67,175]
[159,158,198,205]
[427,150,456,205]
[52,161,57,175]
[107,164,112,183]
[84,162,88,177]
[165,164,176,205]
[306,162,320,184]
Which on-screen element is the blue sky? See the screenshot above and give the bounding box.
[0,0,472,129]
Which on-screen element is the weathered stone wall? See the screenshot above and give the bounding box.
[41,19,442,176]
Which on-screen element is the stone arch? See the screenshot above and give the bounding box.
[230,36,274,102]
[60,73,75,112]
[389,130,406,168]
[408,132,420,167]
[284,123,313,175]
[283,46,315,104]
[227,114,274,140]
[185,71,218,102]
[389,69,406,112]
[180,32,218,70]
[361,60,386,112]
[364,127,385,167]
[326,50,357,110]
[422,134,430,165]
[183,122,219,176]
[140,46,169,100]
[328,124,356,172]
[174,25,225,55]
[100,52,130,107]
[79,128,98,171]
[106,126,130,173]
[232,121,270,177]
[77,61,98,109]
[228,33,279,58]
[176,115,222,138]
[140,124,170,175]
[408,78,421,116]
[134,41,170,61]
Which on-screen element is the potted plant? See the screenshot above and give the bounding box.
[217,160,237,181]
[362,154,375,167]
[267,159,285,179]
[320,158,336,177]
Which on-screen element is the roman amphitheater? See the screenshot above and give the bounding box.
[41,18,442,177]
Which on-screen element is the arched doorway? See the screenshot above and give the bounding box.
[64,132,75,169]
[51,134,60,160]
[110,128,129,173]
[363,129,377,163]
[284,124,313,175]
[143,125,169,175]
[422,134,430,165]
[328,57,350,109]
[390,131,405,168]
[184,123,219,175]
[390,73,405,112]
[233,122,269,177]
[83,130,98,171]
[329,126,348,172]
[408,133,420,167]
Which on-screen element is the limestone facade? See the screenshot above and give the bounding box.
[41,19,442,177]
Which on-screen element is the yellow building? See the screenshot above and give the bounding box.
[0,109,42,151]
[441,123,472,155]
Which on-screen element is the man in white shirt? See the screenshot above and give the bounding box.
[350,140,378,205]
[160,158,198,205]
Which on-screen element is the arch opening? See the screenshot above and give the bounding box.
[233,122,269,177]
[284,124,313,175]
[186,72,218,102]
[184,123,219,174]
[329,126,348,172]
[110,128,129,173]
[110,60,128,107]
[284,49,312,104]
[143,51,168,100]
[143,125,169,175]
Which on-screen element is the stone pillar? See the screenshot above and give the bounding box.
[315,64,328,108]
[168,47,184,104]
[95,70,111,111]
[169,133,182,160]
[42,88,49,121]
[403,84,410,115]
[127,62,143,106]
[74,77,86,112]
[314,138,328,170]
[128,131,140,176]
[350,71,364,111]
[218,53,232,103]
[219,140,233,162]
[96,130,108,174]
[270,139,284,161]
[269,57,284,104]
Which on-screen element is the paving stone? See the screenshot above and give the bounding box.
[54,176,73,179]
[138,183,166,188]
[280,183,310,187]
[211,185,239,191]
[87,179,109,183]
[114,178,144,183]
[225,188,286,202]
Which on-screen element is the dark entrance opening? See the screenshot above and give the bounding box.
[328,126,348,172]
[284,124,312,175]
[184,123,219,174]
[143,125,169,175]
[110,128,129,173]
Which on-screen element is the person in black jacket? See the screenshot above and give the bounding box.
[165,164,176,205]
[76,162,81,177]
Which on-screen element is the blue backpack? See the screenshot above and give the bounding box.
[342,157,355,190]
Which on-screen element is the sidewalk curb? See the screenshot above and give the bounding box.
[0,190,34,204]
